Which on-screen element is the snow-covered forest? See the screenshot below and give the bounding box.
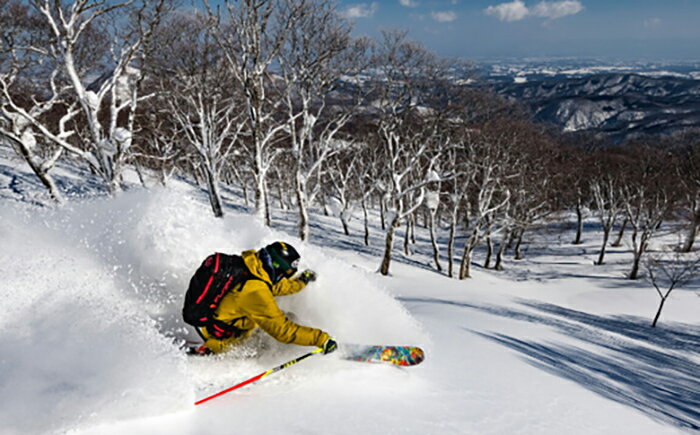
[2,0,700,281]
[1,1,699,434]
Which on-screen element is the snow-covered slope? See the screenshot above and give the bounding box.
[1,148,698,434]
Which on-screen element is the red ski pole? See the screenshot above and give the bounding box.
[194,348,324,406]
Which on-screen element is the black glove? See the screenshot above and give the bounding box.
[298,269,317,284]
[321,337,338,355]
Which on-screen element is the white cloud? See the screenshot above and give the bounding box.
[644,17,661,29]
[531,1,583,19]
[341,3,379,19]
[484,0,583,22]
[431,11,457,22]
[399,0,419,7]
[484,0,529,22]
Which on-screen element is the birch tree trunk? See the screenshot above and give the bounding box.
[380,199,386,230]
[429,210,443,272]
[459,229,479,280]
[514,229,525,260]
[380,216,400,275]
[494,230,510,271]
[597,228,611,266]
[483,218,493,268]
[629,232,649,280]
[683,221,699,253]
[254,158,269,224]
[403,217,411,256]
[296,177,310,241]
[573,199,584,245]
[447,211,458,278]
[204,163,224,218]
[682,197,700,252]
[611,217,628,247]
[362,197,370,246]
[484,235,493,269]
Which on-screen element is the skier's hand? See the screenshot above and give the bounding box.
[298,269,317,284]
[321,337,338,355]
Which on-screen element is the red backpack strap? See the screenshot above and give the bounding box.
[195,253,220,305]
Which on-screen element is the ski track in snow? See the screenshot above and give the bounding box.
[0,144,698,434]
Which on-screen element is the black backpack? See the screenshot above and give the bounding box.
[182,253,258,339]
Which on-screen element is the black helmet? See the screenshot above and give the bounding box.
[262,241,300,283]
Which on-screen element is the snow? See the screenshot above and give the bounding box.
[556,99,623,132]
[20,129,37,150]
[0,146,698,434]
[85,91,100,110]
[480,60,700,86]
[0,202,189,434]
[113,128,132,145]
[115,66,140,103]
[426,190,440,211]
[426,169,441,183]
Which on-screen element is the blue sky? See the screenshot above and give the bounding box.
[336,0,700,61]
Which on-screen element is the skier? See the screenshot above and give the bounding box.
[184,241,337,356]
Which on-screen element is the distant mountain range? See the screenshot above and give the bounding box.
[477,59,700,139]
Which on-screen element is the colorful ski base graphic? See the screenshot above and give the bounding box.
[183,341,425,366]
[341,344,425,366]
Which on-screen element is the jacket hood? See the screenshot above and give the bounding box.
[241,249,273,285]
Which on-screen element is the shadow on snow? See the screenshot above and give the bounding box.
[399,296,700,431]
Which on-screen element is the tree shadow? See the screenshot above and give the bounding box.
[492,258,655,290]
[477,332,699,431]
[0,161,113,205]
[398,297,700,430]
[518,301,700,353]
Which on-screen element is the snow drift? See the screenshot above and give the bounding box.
[0,187,426,434]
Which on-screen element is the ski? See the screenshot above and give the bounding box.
[340,344,425,367]
[182,342,425,367]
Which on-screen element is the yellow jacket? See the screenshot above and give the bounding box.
[201,249,329,353]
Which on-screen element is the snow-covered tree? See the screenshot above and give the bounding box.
[0,111,65,203]
[0,0,67,202]
[669,129,700,253]
[425,172,443,272]
[326,130,384,245]
[438,88,517,277]
[555,133,611,247]
[368,30,449,276]
[589,154,625,266]
[325,141,367,236]
[131,104,182,188]
[457,125,512,279]
[567,143,594,246]
[211,0,307,225]
[149,12,244,217]
[277,0,370,240]
[443,143,472,278]
[501,122,561,265]
[1,0,168,195]
[618,145,676,280]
